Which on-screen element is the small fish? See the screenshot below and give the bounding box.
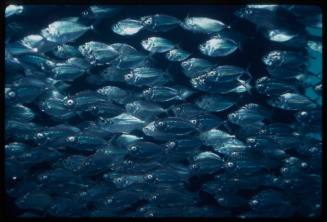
[51,62,88,81]
[41,21,93,44]
[97,85,136,105]
[268,93,317,110]
[262,50,306,68]
[190,151,224,175]
[199,36,239,57]
[140,14,181,32]
[228,103,272,126]
[182,17,229,34]
[97,113,145,133]
[255,76,300,96]
[82,5,122,19]
[142,85,194,102]
[195,95,235,112]
[180,57,214,78]
[127,141,165,161]
[112,18,144,36]
[164,137,202,160]
[99,66,126,82]
[5,142,29,158]
[63,133,107,151]
[78,41,119,65]
[5,5,24,18]
[263,29,297,42]
[189,113,223,131]
[110,134,144,149]
[6,104,35,122]
[143,117,197,140]
[125,100,166,121]
[52,44,82,59]
[65,90,107,111]
[165,48,191,62]
[170,103,206,118]
[141,36,175,53]
[124,67,171,87]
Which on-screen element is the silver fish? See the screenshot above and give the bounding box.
[182,17,229,34]
[199,36,239,57]
[141,36,175,53]
[112,18,144,36]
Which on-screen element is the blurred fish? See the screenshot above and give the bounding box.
[190,151,224,175]
[82,5,122,19]
[6,104,35,122]
[5,5,24,18]
[125,100,166,121]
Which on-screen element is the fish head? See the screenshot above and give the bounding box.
[246,137,260,148]
[141,38,153,51]
[141,16,153,27]
[142,121,156,136]
[127,144,140,155]
[5,87,16,101]
[142,88,152,99]
[227,112,239,124]
[63,97,75,108]
[154,119,168,131]
[65,135,76,144]
[124,72,135,82]
[234,7,253,19]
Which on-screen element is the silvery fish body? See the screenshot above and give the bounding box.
[112,18,144,36]
[180,57,214,78]
[268,93,317,110]
[141,14,181,32]
[182,17,228,34]
[97,113,146,133]
[5,5,24,18]
[41,21,93,44]
[124,67,171,87]
[141,36,175,53]
[199,36,238,57]
[165,48,191,62]
[78,41,119,65]
[142,85,194,102]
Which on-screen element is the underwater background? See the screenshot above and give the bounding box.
[5,5,322,217]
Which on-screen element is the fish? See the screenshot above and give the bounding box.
[127,141,165,161]
[195,95,235,112]
[51,62,88,81]
[228,103,272,126]
[189,113,223,131]
[190,151,224,175]
[97,113,146,133]
[143,117,197,140]
[125,100,166,121]
[170,103,206,118]
[267,92,317,110]
[5,5,24,18]
[165,48,191,62]
[182,17,229,34]
[140,14,181,32]
[142,85,194,102]
[112,18,144,36]
[41,20,93,44]
[124,67,172,87]
[82,5,122,19]
[180,57,214,78]
[6,104,35,122]
[199,36,239,57]
[78,41,119,65]
[255,76,300,96]
[52,44,82,59]
[141,36,175,53]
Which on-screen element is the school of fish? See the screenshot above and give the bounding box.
[5,5,322,217]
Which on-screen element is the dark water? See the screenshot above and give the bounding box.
[5,5,322,218]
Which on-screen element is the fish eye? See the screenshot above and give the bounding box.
[250,199,258,206]
[166,141,176,149]
[229,113,237,119]
[157,121,164,127]
[124,73,133,80]
[208,71,216,76]
[64,99,74,107]
[144,18,152,25]
[300,111,308,117]
[36,132,44,139]
[66,136,76,143]
[226,162,234,168]
[7,90,16,98]
[190,119,197,125]
[129,145,138,152]
[146,174,153,180]
[116,177,123,183]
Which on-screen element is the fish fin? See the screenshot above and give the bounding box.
[244,63,253,81]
